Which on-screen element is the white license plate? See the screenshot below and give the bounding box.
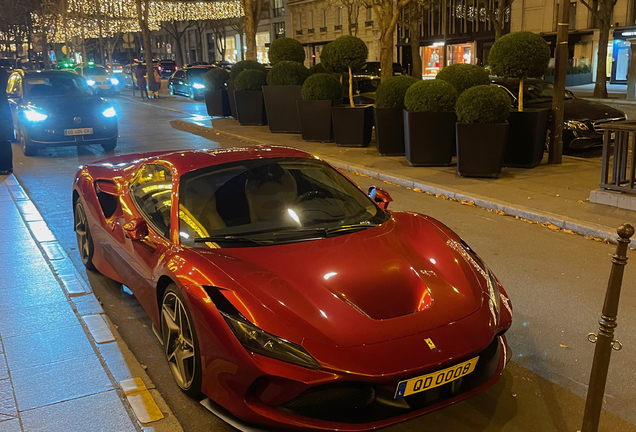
[64,128,93,136]
[394,356,479,399]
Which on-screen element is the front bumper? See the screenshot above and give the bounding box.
[23,116,117,145]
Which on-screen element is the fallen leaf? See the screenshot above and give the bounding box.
[461,200,476,206]
[413,188,422,193]
[578,200,584,204]
[141,363,148,371]
[215,132,220,135]
[556,194,560,197]
[563,229,575,235]
[559,344,570,349]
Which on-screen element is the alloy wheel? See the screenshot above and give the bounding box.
[161,291,196,389]
[169,84,174,95]
[74,201,94,268]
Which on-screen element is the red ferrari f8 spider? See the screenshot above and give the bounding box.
[72,146,513,431]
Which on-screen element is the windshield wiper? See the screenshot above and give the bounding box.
[194,235,272,245]
[325,223,381,235]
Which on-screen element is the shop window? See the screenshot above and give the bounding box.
[337,8,342,26]
[422,45,442,76]
[256,31,270,64]
[323,10,327,27]
[273,0,285,18]
[366,7,372,22]
[274,22,286,39]
[448,43,475,65]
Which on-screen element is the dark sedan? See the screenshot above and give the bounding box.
[158,60,177,78]
[168,65,214,100]
[6,70,118,156]
[357,62,406,77]
[491,78,626,150]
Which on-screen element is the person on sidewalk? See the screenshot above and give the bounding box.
[150,66,161,99]
[135,65,148,99]
[0,68,14,175]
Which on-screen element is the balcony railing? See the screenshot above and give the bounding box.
[334,24,342,31]
[320,26,327,32]
[296,29,303,35]
[307,28,315,34]
[365,20,374,27]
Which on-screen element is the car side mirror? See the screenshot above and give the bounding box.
[123,217,149,240]
[565,89,574,97]
[368,186,393,210]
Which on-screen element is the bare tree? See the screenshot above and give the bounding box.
[190,19,210,63]
[480,0,515,40]
[335,0,363,36]
[160,20,194,66]
[579,0,616,98]
[363,0,413,81]
[227,17,245,61]
[209,19,228,61]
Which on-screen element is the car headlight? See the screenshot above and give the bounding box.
[192,83,205,90]
[485,267,501,317]
[564,120,589,131]
[221,311,320,369]
[110,78,119,85]
[24,109,48,122]
[102,107,116,118]
[458,239,500,322]
[86,79,96,86]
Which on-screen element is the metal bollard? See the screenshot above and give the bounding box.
[581,223,634,432]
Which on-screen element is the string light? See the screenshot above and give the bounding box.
[32,1,244,43]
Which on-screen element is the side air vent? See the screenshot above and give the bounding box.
[94,181,119,218]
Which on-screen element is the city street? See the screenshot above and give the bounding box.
[5,93,636,432]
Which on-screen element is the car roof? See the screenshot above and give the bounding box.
[19,70,80,78]
[95,146,315,177]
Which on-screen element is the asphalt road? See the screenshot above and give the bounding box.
[8,93,636,432]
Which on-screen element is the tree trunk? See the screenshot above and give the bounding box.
[349,65,354,107]
[408,2,421,78]
[594,20,610,98]
[518,78,524,111]
[380,29,394,82]
[494,24,502,41]
[142,28,153,69]
[241,0,261,61]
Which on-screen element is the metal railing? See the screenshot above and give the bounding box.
[599,120,636,194]
[296,29,303,35]
[307,28,315,34]
[334,24,342,30]
[320,26,327,32]
[365,20,374,27]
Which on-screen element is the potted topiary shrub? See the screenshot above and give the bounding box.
[264,60,309,133]
[268,37,306,64]
[228,60,267,118]
[203,67,231,117]
[322,36,373,147]
[234,69,268,126]
[435,63,490,95]
[455,85,511,178]
[374,75,418,156]
[298,73,343,142]
[403,80,458,166]
[488,31,551,168]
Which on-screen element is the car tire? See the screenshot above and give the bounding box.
[169,84,174,96]
[74,200,97,271]
[19,129,38,156]
[101,138,117,152]
[161,284,202,398]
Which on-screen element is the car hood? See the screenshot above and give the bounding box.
[199,212,487,347]
[528,98,625,121]
[25,96,108,116]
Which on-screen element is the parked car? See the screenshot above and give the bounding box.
[75,64,121,94]
[122,63,146,89]
[158,60,178,78]
[6,70,117,156]
[491,78,626,150]
[168,65,215,100]
[106,61,124,74]
[72,146,512,431]
[357,61,406,77]
[212,60,232,71]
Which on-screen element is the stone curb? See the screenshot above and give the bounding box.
[4,175,183,432]
[170,118,634,249]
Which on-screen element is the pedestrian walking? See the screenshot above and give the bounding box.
[0,68,15,175]
[150,67,161,99]
[135,64,148,99]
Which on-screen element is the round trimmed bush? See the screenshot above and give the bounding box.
[404,80,457,112]
[266,61,309,86]
[203,67,230,91]
[456,85,511,123]
[268,38,305,65]
[234,69,268,91]
[309,63,326,75]
[230,60,266,80]
[436,64,490,95]
[321,36,368,74]
[488,32,550,79]
[375,75,419,109]
[301,73,343,100]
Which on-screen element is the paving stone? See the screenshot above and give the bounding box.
[11,355,113,411]
[73,296,104,316]
[0,283,66,313]
[59,275,89,296]
[39,242,66,261]
[0,301,78,338]
[0,418,20,432]
[0,261,57,291]
[0,379,17,417]
[26,221,55,243]
[21,390,136,432]
[2,325,93,371]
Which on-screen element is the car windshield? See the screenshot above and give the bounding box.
[357,78,380,93]
[24,75,93,97]
[187,68,213,78]
[522,81,573,104]
[83,67,108,76]
[178,157,388,247]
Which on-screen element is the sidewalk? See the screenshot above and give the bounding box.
[0,175,181,432]
[170,116,636,246]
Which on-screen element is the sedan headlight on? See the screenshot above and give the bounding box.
[102,107,116,118]
[564,120,589,131]
[86,79,96,86]
[24,109,48,122]
[110,78,119,85]
[192,83,205,90]
[220,311,320,370]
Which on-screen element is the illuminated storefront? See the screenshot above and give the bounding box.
[256,31,270,64]
[420,42,476,77]
[447,42,475,65]
[610,28,636,84]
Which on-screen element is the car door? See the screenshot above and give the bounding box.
[114,163,175,315]
[173,70,185,94]
[6,74,22,130]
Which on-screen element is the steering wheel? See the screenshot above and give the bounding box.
[295,191,328,204]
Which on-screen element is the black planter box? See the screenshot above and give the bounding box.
[332,105,374,147]
[503,108,550,168]
[227,80,237,118]
[204,88,232,117]
[375,107,405,156]
[404,111,456,166]
[263,85,302,133]
[456,123,509,178]
[234,91,267,126]
[297,99,339,142]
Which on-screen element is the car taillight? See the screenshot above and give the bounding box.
[175,66,179,71]
[157,65,162,70]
